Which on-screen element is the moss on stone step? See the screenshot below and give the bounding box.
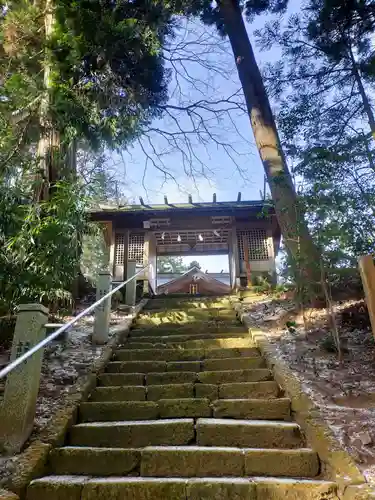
[198,369,273,385]
[140,446,244,477]
[106,361,167,373]
[244,448,319,477]
[196,418,303,449]
[255,478,338,499]
[129,325,246,336]
[146,371,198,385]
[69,419,195,448]
[219,381,279,399]
[127,333,249,343]
[27,476,87,500]
[166,361,201,372]
[90,386,146,402]
[158,398,211,418]
[212,398,291,420]
[186,478,256,500]
[202,357,264,371]
[50,447,140,476]
[97,373,144,386]
[147,383,194,401]
[81,478,187,500]
[79,401,159,422]
[195,383,219,400]
[27,477,338,500]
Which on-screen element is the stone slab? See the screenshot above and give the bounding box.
[81,478,187,500]
[97,373,144,386]
[186,478,256,500]
[146,372,198,385]
[196,418,303,449]
[212,398,291,420]
[90,386,146,402]
[50,447,140,476]
[166,361,201,372]
[158,398,211,418]
[141,446,244,477]
[147,384,194,401]
[69,419,195,448]
[202,357,264,371]
[244,448,319,477]
[219,381,279,399]
[79,401,159,422]
[195,384,219,400]
[198,369,272,385]
[106,361,167,373]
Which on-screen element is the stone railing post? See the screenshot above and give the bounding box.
[125,260,137,306]
[0,304,48,453]
[93,270,112,345]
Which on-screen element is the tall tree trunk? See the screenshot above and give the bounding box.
[218,0,323,297]
[348,47,375,138]
[35,0,62,201]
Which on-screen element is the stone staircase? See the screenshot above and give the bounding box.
[27,296,338,499]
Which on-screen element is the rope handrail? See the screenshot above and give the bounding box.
[0,265,149,380]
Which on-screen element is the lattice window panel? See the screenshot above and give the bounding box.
[115,233,125,265]
[128,233,145,265]
[237,229,269,261]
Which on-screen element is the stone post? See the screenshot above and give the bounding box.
[359,255,375,340]
[125,260,137,306]
[0,304,48,453]
[93,270,112,345]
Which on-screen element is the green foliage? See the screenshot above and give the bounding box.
[0,180,88,313]
[157,256,187,273]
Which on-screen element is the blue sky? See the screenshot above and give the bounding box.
[109,12,284,271]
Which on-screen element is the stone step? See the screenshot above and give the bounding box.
[49,445,319,478]
[196,418,303,449]
[212,398,291,420]
[80,399,212,422]
[135,313,238,326]
[91,379,279,402]
[138,308,236,319]
[98,373,146,386]
[114,347,260,362]
[98,369,272,387]
[91,383,198,402]
[219,381,279,399]
[27,476,337,500]
[126,333,250,343]
[69,419,195,448]
[129,326,246,338]
[198,369,273,384]
[120,337,255,349]
[140,446,319,478]
[106,357,264,374]
[201,357,265,371]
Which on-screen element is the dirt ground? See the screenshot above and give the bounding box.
[0,308,133,487]
[241,294,375,484]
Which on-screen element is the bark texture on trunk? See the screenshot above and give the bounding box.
[348,47,375,138]
[218,0,323,293]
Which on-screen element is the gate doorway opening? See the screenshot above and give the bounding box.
[156,253,230,295]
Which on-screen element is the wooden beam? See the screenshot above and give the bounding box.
[359,255,375,339]
[213,193,217,203]
[188,194,193,204]
[164,196,168,205]
[237,192,241,202]
[139,196,144,206]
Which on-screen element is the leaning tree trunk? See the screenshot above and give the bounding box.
[348,46,375,139]
[218,0,324,299]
